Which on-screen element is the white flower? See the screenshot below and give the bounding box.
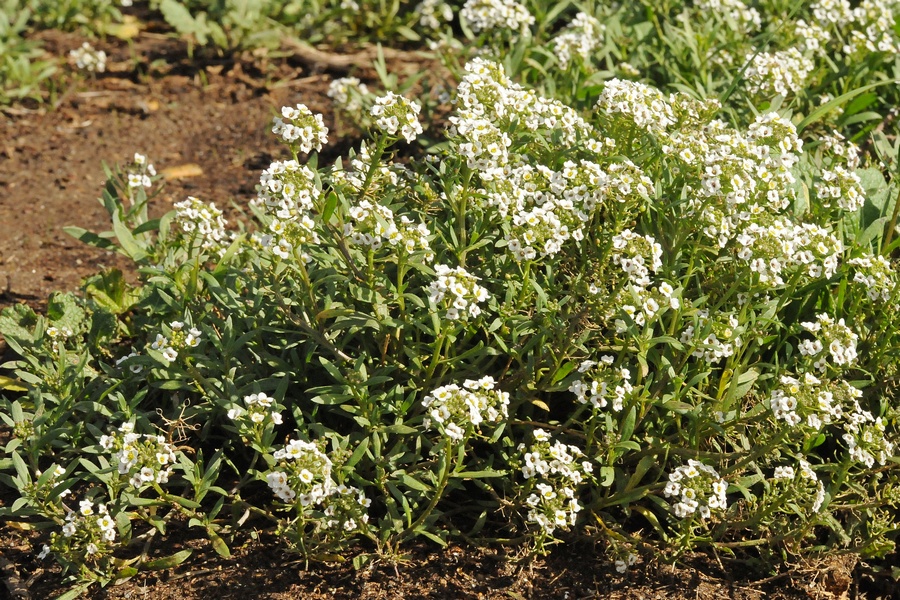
[70,42,107,73]
[371,93,423,142]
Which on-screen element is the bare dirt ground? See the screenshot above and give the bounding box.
[1,23,899,600]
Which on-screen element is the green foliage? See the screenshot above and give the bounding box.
[4,49,900,590]
[0,1,56,102]
[4,0,900,592]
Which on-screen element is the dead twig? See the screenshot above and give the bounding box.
[0,550,31,600]
[279,38,434,73]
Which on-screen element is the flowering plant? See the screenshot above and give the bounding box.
[3,14,900,591]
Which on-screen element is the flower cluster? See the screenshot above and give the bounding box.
[460,0,534,34]
[42,498,118,566]
[252,159,322,262]
[769,459,827,513]
[99,422,177,489]
[661,107,849,288]
[610,281,680,332]
[150,320,201,364]
[266,438,371,532]
[415,0,454,30]
[227,392,284,441]
[45,325,74,353]
[126,152,156,189]
[820,131,861,170]
[794,19,832,53]
[842,402,895,468]
[517,429,592,536]
[614,552,640,573]
[421,376,510,441]
[766,373,895,467]
[680,311,743,364]
[331,142,407,195]
[114,351,143,374]
[799,313,858,370]
[663,460,728,520]
[735,219,843,285]
[174,196,231,255]
[426,264,490,321]
[811,0,900,60]
[848,254,896,302]
[69,42,107,73]
[327,76,370,115]
[596,79,675,137]
[769,372,860,429]
[568,356,634,411]
[256,160,320,220]
[497,160,651,261]
[268,439,333,503]
[552,12,604,69]
[370,92,423,143]
[695,0,761,29]
[449,59,595,184]
[815,165,864,212]
[743,48,814,98]
[271,104,329,154]
[345,199,433,257]
[611,229,663,288]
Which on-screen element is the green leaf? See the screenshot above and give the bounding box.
[450,469,506,479]
[352,553,374,570]
[727,367,759,403]
[63,226,117,251]
[797,80,898,132]
[625,455,656,492]
[12,451,29,484]
[115,566,139,583]
[111,212,148,261]
[166,494,201,509]
[600,466,615,487]
[631,505,668,542]
[142,549,193,571]
[550,361,577,385]
[54,582,93,600]
[131,218,161,235]
[0,376,26,392]
[47,292,86,332]
[207,527,231,558]
[213,233,246,276]
[397,473,431,492]
[620,406,636,442]
[346,437,370,468]
[84,269,140,315]
[415,528,448,547]
[380,424,417,435]
[322,192,338,223]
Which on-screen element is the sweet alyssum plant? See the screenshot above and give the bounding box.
[1,57,899,589]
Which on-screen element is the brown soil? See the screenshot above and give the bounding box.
[1,22,899,600]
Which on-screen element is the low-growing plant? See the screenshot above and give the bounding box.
[3,50,900,595]
[0,0,57,103]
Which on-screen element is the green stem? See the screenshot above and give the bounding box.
[881,185,900,253]
[425,328,449,384]
[455,181,470,267]
[514,261,533,311]
[399,440,456,541]
[357,135,388,202]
